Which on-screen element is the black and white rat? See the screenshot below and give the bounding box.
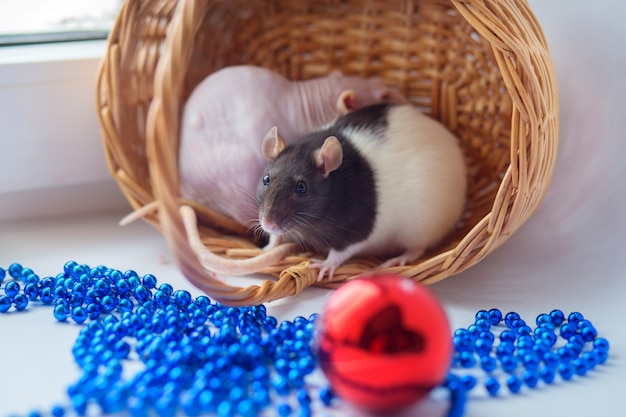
[178,66,407,228]
[257,103,467,280]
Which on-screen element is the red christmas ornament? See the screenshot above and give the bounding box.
[318,275,452,412]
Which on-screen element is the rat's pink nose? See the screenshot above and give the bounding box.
[260,217,282,234]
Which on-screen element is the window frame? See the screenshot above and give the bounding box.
[0,39,129,223]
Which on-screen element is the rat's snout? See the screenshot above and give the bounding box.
[259,215,284,235]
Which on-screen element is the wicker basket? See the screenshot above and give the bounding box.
[97,0,559,305]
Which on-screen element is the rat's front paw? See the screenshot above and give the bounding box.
[309,258,339,282]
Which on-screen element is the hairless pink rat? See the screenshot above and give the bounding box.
[178,65,408,228]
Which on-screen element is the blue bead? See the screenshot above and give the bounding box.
[0,296,11,312]
[72,264,90,279]
[480,355,497,372]
[272,374,291,395]
[128,276,142,289]
[499,330,516,343]
[70,393,88,415]
[158,283,174,296]
[549,309,565,326]
[535,313,551,326]
[543,352,560,369]
[479,331,495,344]
[252,387,271,408]
[557,346,575,362]
[459,351,476,368]
[501,355,518,373]
[566,341,583,356]
[0,267,5,283]
[9,263,23,278]
[296,388,311,406]
[109,269,123,282]
[488,308,503,324]
[504,311,520,326]
[485,376,500,396]
[54,304,70,322]
[594,337,610,351]
[460,375,477,391]
[467,324,480,336]
[173,290,192,309]
[51,405,66,417]
[453,335,473,352]
[516,335,534,349]
[474,319,491,332]
[142,274,158,289]
[94,279,109,296]
[593,347,609,365]
[581,326,598,341]
[63,278,76,291]
[40,277,55,288]
[277,403,292,417]
[13,293,29,311]
[521,353,539,371]
[116,279,131,296]
[5,281,20,299]
[522,370,539,388]
[236,399,257,417]
[319,386,335,405]
[124,270,139,280]
[117,298,134,313]
[560,323,577,339]
[86,304,101,320]
[216,400,234,417]
[496,342,514,358]
[72,282,87,294]
[582,351,597,370]
[568,312,585,326]
[101,296,117,312]
[537,329,557,346]
[288,368,304,388]
[539,366,556,384]
[558,363,574,380]
[475,309,491,322]
[23,283,40,301]
[154,290,170,308]
[573,358,588,376]
[516,325,532,336]
[39,288,54,303]
[532,341,549,357]
[506,375,523,393]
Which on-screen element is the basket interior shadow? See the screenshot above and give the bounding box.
[97,0,559,305]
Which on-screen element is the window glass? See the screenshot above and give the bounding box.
[0,0,124,45]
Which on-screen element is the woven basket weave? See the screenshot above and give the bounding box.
[97,0,559,305]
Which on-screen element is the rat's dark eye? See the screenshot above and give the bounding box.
[295,180,307,194]
[263,174,270,187]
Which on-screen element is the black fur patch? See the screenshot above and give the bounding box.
[332,103,392,135]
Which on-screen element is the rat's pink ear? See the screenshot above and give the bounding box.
[262,126,285,161]
[337,89,357,114]
[379,86,410,104]
[315,136,343,177]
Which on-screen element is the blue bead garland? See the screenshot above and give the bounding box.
[448,308,610,400]
[1,263,611,417]
[1,262,320,417]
